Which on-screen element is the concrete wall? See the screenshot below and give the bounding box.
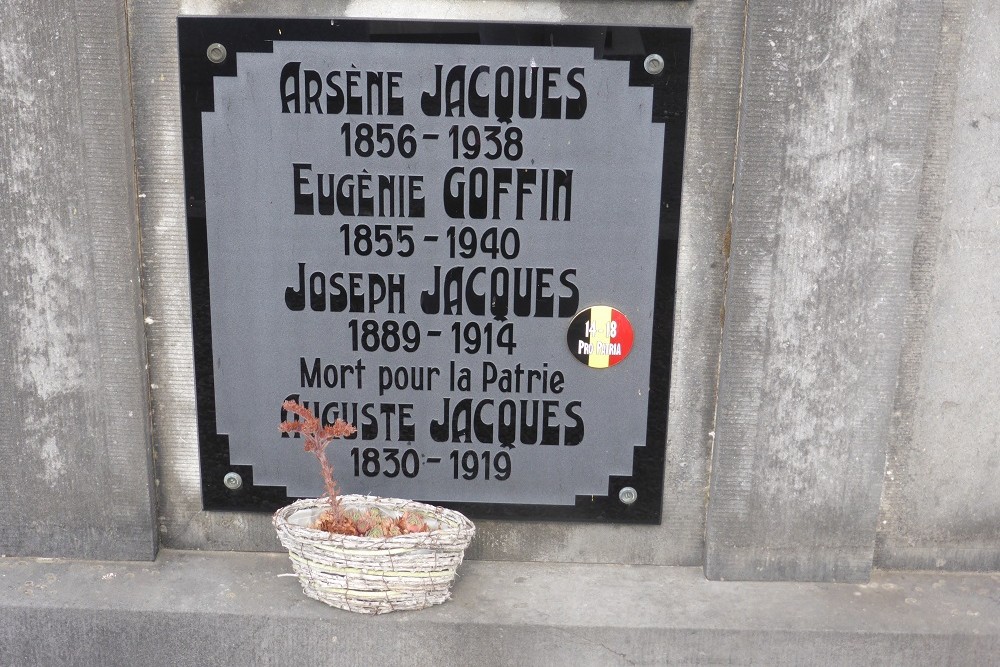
[0,0,997,580]
[876,0,1000,572]
[0,0,156,560]
[706,1,941,582]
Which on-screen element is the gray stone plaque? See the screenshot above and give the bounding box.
[179,19,689,521]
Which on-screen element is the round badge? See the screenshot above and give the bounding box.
[566,306,634,368]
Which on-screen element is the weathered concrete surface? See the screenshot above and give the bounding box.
[1,550,998,665]
[132,0,743,564]
[706,2,941,581]
[0,1,156,558]
[877,0,1000,572]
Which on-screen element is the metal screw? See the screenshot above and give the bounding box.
[207,43,228,64]
[644,54,664,75]
[619,486,638,505]
[223,472,243,490]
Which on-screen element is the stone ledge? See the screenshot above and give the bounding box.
[1,549,998,665]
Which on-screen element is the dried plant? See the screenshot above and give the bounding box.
[280,399,357,529]
[280,399,429,537]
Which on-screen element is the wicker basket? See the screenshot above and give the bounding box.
[273,495,475,614]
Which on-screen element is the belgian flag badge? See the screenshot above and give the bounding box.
[567,306,634,368]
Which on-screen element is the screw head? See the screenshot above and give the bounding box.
[644,54,665,75]
[223,472,243,490]
[207,43,228,64]
[618,486,638,505]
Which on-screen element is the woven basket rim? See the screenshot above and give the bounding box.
[273,494,475,546]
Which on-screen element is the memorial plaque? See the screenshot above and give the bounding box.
[178,18,690,522]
